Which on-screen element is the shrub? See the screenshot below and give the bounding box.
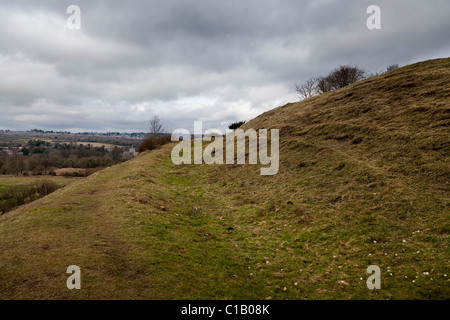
[35,180,59,197]
[327,65,365,90]
[386,64,399,72]
[299,64,366,95]
[316,76,333,93]
[138,134,172,153]
[228,121,246,130]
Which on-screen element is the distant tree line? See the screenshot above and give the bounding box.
[0,140,128,176]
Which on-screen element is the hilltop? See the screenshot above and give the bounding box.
[0,58,449,299]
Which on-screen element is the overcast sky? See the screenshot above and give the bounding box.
[0,0,449,133]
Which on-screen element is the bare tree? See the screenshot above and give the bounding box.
[386,64,399,73]
[295,77,317,100]
[316,76,333,93]
[297,64,366,97]
[367,70,383,78]
[149,114,164,136]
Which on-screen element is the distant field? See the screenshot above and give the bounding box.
[0,175,81,191]
[0,175,82,199]
[57,141,121,148]
[0,135,28,144]
[53,168,87,175]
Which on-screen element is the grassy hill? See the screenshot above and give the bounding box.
[0,58,449,299]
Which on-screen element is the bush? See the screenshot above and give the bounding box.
[35,180,59,197]
[138,134,172,153]
[228,121,246,130]
[386,64,399,72]
[326,65,365,90]
[299,64,366,95]
[316,76,333,93]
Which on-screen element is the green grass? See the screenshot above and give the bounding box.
[0,141,447,299]
[0,175,81,189]
[0,58,448,299]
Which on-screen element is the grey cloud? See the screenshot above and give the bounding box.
[0,0,448,133]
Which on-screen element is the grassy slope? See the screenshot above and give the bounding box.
[0,58,449,299]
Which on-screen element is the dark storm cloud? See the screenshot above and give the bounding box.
[0,0,449,132]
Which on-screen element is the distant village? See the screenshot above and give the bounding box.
[0,145,139,158]
[0,130,146,177]
[0,129,148,139]
[0,146,24,156]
